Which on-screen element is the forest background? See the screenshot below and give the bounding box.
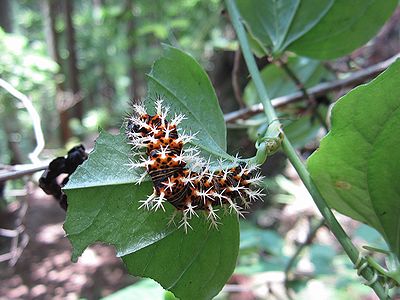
[1,0,400,299]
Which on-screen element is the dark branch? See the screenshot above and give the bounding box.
[232,49,245,108]
[276,57,329,131]
[0,164,48,182]
[224,53,400,123]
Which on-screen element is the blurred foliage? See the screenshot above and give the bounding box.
[0,28,57,163]
[243,55,333,148]
[2,0,399,299]
[1,0,226,161]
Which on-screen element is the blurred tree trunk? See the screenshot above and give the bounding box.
[0,0,13,32]
[64,0,82,121]
[41,0,71,144]
[0,0,23,164]
[126,2,143,100]
[1,101,23,165]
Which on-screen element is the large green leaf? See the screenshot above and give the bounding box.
[102,279,166,300]
[64,46,240,299]
[236,0,334,55]
[307,60,400,257]
[123,214,239,300]
[64,131,176,261]
[237,0,397,59]
[147,44,230,159]
[289,0,398,59]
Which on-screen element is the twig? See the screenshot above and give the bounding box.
[277,57,314,104]
[224,53,400,123]
[276,57,329,131]
[0,164,48,182]
[0,78,45,164]
[232,48,245,108]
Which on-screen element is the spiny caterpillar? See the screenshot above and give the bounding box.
[125,98,264,232]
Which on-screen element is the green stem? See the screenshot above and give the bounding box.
[225,0,389,299]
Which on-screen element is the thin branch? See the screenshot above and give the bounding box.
[0,164,48,182]
[232,48,245,108]
[0,78,45,164]
[277,57,315,104]
[224,53,400,123]
[276,57,329,131]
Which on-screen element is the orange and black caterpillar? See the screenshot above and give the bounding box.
[126,98,264,231]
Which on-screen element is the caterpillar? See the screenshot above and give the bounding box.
[125,98,264,232]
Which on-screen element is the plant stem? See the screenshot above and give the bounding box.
[223,53,400,123]
[225,0,389,298]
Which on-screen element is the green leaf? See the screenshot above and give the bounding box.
[236,0,334,55]
[354,224,388,251]
[102,279,166,300]
[237,0,397,59]
[147,45,230,160]
[284,105,328,148]
[307,60,400,257]
[64,131,177,261]
[65,46,241,299]
[289,0,398,59]
[123,214,239,300]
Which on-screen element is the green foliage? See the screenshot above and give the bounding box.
[63,131,175,261]
[147,45,230,160]
[237,0,398,59]
[237,223,288,274]
[0,30,58,89]
[236,0,333,55]
[102,279,167,300]
[243,56,329,105]
[0,29,57,162]
[123,215,239,300]
[243,55,331,147]
[65,46,240,300]
[308,60,400,258]
[8,0,400,298]
[289,0,398,59]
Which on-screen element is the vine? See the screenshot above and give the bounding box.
[225,0,390,298]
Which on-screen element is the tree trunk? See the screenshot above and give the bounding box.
[126,2,143,100]
[64,0,82,120]
[0,0,13,32]
[41,0,71,144]
[1,102,23,164]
